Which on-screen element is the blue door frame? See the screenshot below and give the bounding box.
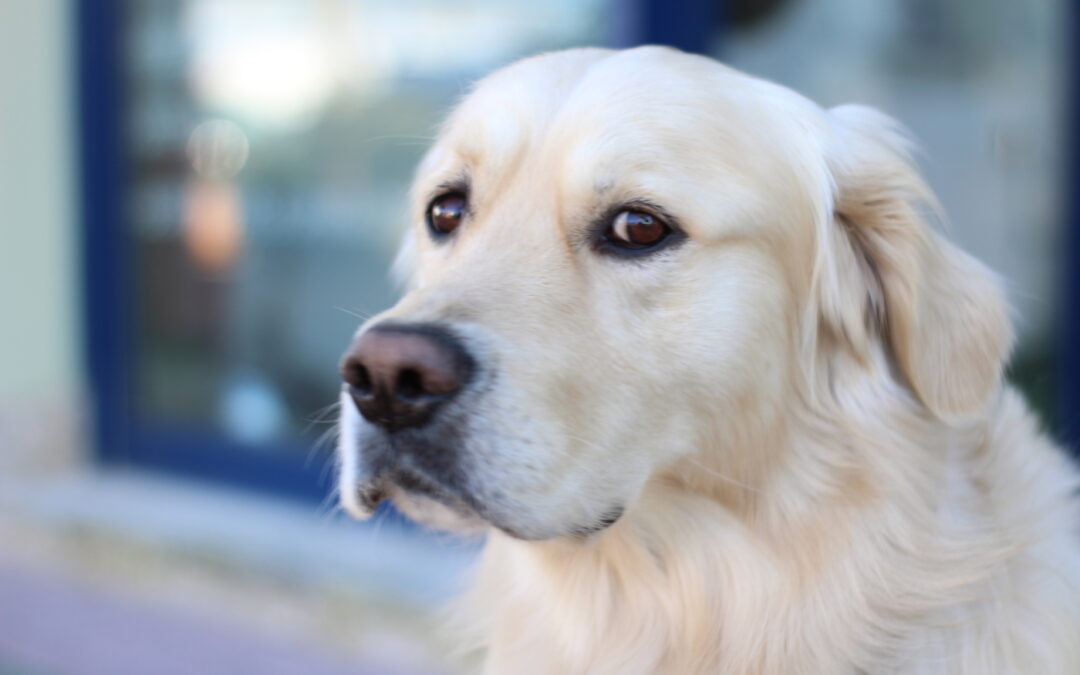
[77,0,129,469]
[1064,3,1080,453]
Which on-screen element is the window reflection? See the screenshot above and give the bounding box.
[128,0,609,449]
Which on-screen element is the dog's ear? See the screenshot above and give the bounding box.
[818,105,1013,419]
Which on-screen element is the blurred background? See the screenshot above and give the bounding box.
[1,1,1076,673]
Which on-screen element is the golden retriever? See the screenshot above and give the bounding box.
[336,46,1080,673]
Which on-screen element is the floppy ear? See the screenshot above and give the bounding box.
[818,104,1014,419]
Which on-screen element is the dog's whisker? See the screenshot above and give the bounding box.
[361,133,436,145]
[369,501,395,541]
[682,456,764,494]
[560,432,609,454]
[314,488,343,527]
[562,432,762,495]
[335,306,373,321]
[303,422,339,472]
[303,401,341,427]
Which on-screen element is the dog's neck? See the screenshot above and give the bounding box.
[459,373,1005,673]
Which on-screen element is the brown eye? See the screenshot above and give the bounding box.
[607,210,669,248]
[428,193,467,236]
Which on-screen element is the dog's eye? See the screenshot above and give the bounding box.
[427,193,467,236]
[605,210,670,249]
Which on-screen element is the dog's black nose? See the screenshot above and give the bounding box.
[340,323,474,431]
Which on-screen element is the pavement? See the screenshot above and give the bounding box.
[0,563,433,675]
[0,467,479,675]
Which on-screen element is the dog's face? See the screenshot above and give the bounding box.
[337,47,1011,540]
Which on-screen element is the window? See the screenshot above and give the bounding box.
[85,0,612,498]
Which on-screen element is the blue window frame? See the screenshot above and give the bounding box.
[1064,4,1080,452]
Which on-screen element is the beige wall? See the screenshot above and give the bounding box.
[0,1,77,400]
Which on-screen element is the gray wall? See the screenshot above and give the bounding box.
[0,1,80,467]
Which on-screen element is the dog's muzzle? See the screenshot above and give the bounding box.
[338,321,480,517]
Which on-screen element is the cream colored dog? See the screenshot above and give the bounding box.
[336,46,1080,673]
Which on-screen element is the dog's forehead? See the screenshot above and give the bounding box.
[435,47,821,178]
[434,49,604,166]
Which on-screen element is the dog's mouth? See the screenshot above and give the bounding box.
[570,506,626,537]
[354,469,511,537]
[353,460,467,511]
[348,430,496,529]
[349,448,625,540]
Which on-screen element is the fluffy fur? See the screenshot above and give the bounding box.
[337,47,1080,673]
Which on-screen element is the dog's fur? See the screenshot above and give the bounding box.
[337,47,1080,673]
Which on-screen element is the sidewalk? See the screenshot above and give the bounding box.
[0,563,431,675]
[0,467,479,675]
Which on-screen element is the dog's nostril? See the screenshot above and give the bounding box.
[396,368,424,400]
[345,361,373,394]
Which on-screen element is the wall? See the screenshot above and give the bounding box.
[0,0,81,468]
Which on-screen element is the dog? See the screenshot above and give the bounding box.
[335,47,1080,673]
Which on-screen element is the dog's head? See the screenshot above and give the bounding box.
[336,47,1012,540]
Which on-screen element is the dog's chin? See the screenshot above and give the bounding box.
[349,479,624,541]
[392,494,622,541]
[358,481,535,539]
[386,485,490,534]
